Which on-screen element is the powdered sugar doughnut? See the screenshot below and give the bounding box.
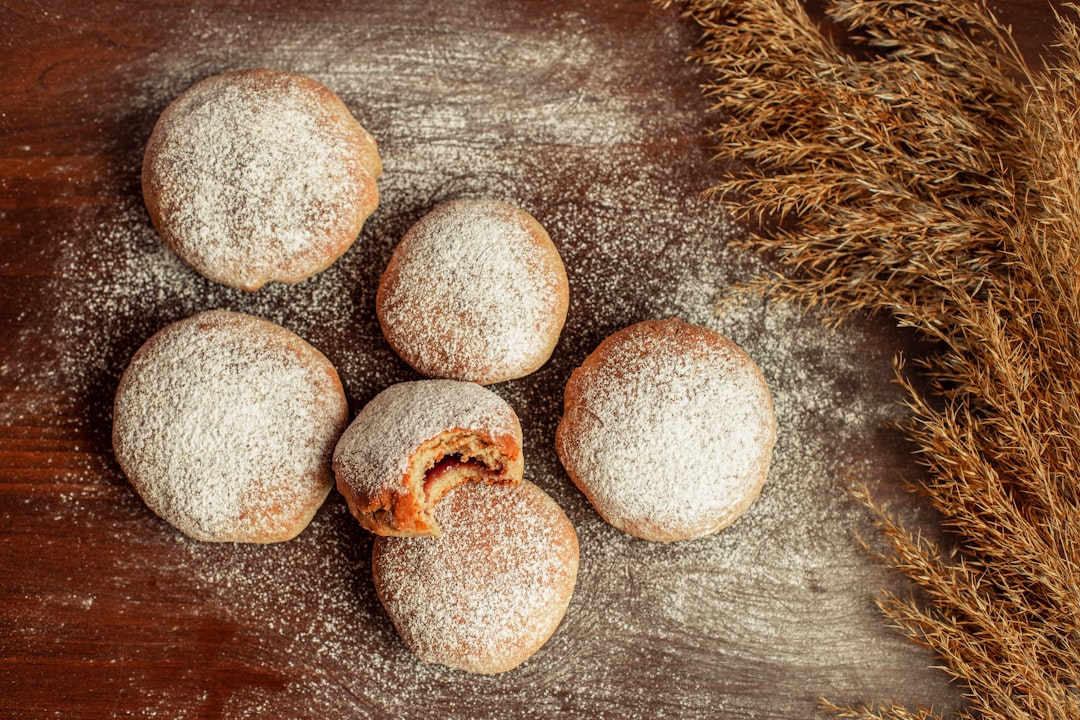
[142,68,382,291]
[333,379,523,537]
[112,310,348,543]
[376,199,569,385]
[555,318,776,542]
[372,480,578,674]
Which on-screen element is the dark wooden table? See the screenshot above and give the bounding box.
[0,1,1062,718]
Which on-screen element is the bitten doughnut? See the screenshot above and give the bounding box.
[112,310,348,543]
[372,480,579,674]
[376,199,569,385]
[333,379,524,537]
[142,68,382,291]
[555,318,776,542]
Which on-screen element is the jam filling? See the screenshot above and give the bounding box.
[422,455,495,496]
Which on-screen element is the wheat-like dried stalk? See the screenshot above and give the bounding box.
[666,1,1080,718]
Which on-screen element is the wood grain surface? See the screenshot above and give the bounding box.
[0,1,1063,718]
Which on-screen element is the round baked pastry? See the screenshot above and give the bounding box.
[333,379,524,537]
[112,310,348,543]
[376,199,569,385]
[555,318,776,542]
[372,480,578,674]
[142,68,382,291]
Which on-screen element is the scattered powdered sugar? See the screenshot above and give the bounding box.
[18,2,960,717]
[378,199,568,385]
[373,480,578,674]
[557,319,776,542]
[333,379,519,496]
[144,69,379,290]
[111,310,348,542]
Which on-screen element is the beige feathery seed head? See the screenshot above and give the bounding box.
[668,0,1080,718]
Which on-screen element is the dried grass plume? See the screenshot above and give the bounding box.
[665,0,1080,718]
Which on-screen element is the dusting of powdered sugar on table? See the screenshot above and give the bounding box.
[16,4,956,719]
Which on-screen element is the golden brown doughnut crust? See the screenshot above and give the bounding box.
[142,68,382,291]
[112,310,349,543]
[372,480,579,674]
[556,318,777,542]
[376,199,569,385]
[333,379,524,537]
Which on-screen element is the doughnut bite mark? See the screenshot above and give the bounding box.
[372,480,579,674]
[112,310,348,543]
[142,68,382,291]
[376,199,569,385]
[556,318,777,542]
[333,379,523,537]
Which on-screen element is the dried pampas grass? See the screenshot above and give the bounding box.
[666,0,1080,718]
